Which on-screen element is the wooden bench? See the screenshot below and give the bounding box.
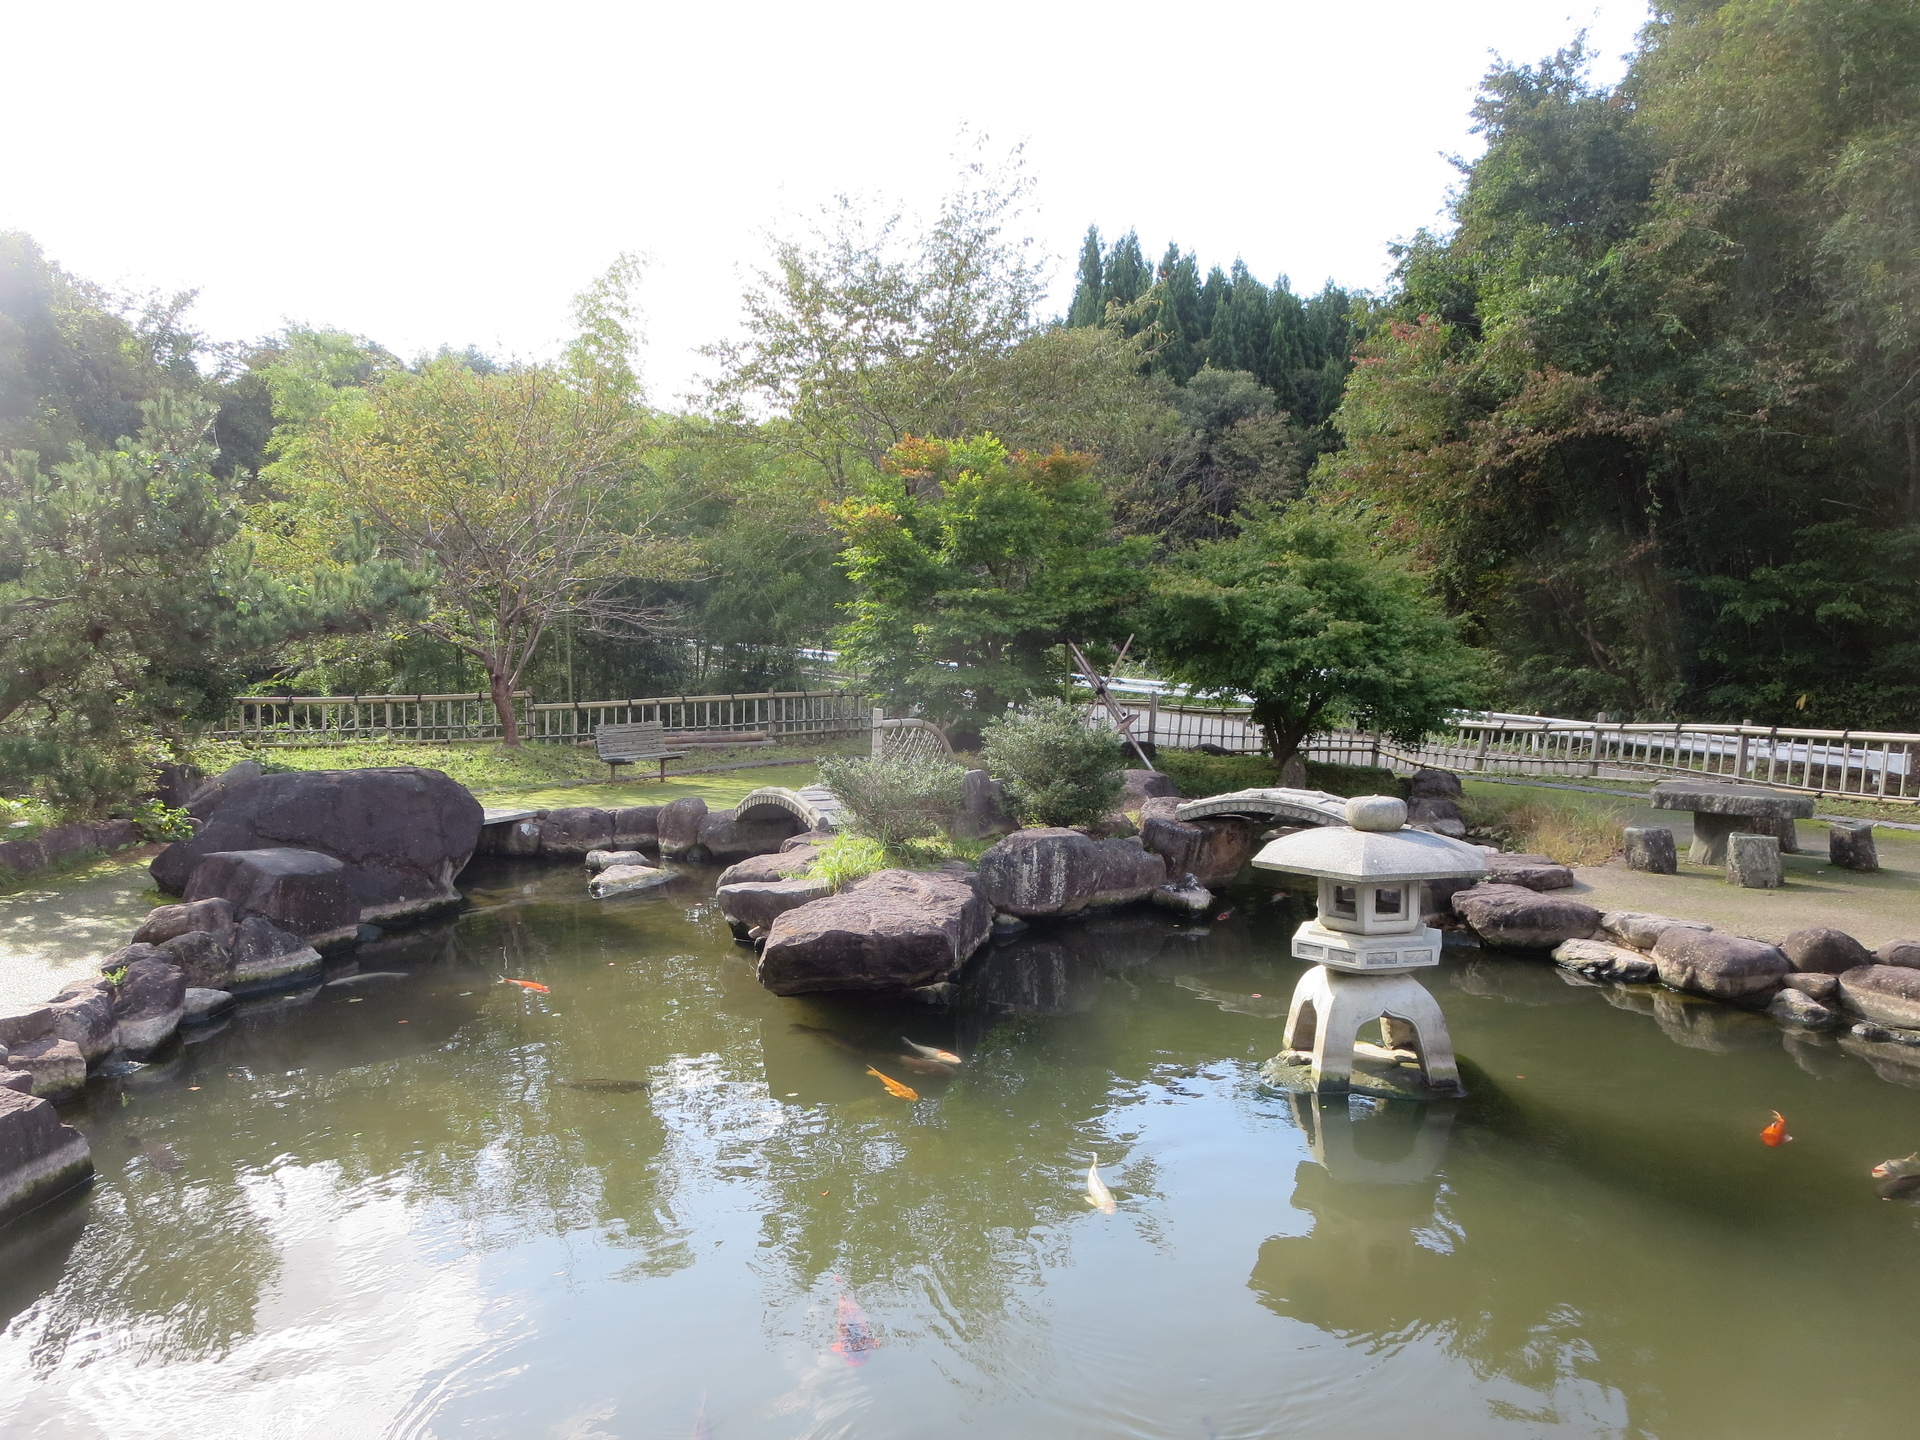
[594,722,688,783]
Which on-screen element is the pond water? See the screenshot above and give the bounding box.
[3,859,1920,1439]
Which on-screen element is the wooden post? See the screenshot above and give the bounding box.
[1148,691,1160,750]
[871,708,886,758]
[1735,725,1750,780]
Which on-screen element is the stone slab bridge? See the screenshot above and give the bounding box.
[1174,787,1352,828]
[735,785,846,833]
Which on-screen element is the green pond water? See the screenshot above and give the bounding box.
[4,859,1920,1439]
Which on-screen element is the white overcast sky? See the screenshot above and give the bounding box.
[2,0,1651,404]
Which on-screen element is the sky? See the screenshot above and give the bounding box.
[1,0,1652,404]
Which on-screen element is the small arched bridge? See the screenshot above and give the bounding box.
[1173,787,1350,828]
[734,785,845,833]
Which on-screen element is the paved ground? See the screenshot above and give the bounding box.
[0,848,167,1012]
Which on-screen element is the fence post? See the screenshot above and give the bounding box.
[1148,691,1159,750]
[1588,726,1600,777]
[871,708,886,758]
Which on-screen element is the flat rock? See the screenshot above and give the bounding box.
[1835,965,1920,1030]
[757,868,990,995]
[1484,853,1575,891]
[130,897,235,947]
[1782,971,1841,1002]
[717,845,820,887]
[1150,873,1213,916]
[1873,939,1920,970]
[0,1007,52,1048]
[1768,988,1840,1028]
[111,955,187,1055]
[1600,911,1712,952]
[184,848,360,946]
[156,930,234,989]
[1652,928,1790,1001]
[182,988,233,1021]
[153,766,482,924]
[1551,937,1657,983]
[584,849,647,872]
[1452,884,1600,951]
[588,864,676,898]
[0,1087,92,1224]
[4,1037,87,1099]
[976,828,1167,918]
[1783,928,1873,975]
[717,876,835,934]
[228,916,323,994]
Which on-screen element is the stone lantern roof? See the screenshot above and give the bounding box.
[1252,796,1488,883]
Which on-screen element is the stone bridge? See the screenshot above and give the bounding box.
[1173,787,1350,828]
[734,785,845,833]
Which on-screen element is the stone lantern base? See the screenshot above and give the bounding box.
[1290,919,1441,973]
[1279,965,1462,1096]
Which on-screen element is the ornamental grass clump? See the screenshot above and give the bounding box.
[981,699,1125,828]
[815,753,967,848]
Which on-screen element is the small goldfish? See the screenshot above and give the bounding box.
[499,977,550,994]
[901,1037,961,1066]
[830,1284,879,1363]
[1761,1110,1791,1147]
[865,1066,919,1101]
[1085,1154,1117,1214]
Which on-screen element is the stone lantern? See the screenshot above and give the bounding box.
[1252,795,1486,1095]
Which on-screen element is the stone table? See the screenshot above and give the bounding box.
[1650,780,1815,865]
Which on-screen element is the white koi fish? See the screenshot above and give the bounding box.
[1085,1154,1117,1214]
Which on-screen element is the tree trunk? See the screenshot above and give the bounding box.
[489,667,521,748]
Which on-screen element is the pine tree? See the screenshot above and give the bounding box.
[1152,243,1203,381]
[1101,231,1152,315]
[1066,226,1106,328]
[1196,266,1230,359]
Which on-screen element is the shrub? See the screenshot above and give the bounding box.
[1458,790,1627,866]
[130,799,196,843]
[808,833,891,890]
[981,699,1125,828]
[815,753,967,847]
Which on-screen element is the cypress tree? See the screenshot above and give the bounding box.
[1152,243,1203,382]
[1196,266,1230,360]
[1101,231,1153,323]
[1066,225,1106,328]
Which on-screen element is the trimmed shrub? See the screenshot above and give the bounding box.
[981,700,1125,828]
[816,753,967,847]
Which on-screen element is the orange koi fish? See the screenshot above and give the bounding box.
[865,1066,919,1101]
[499,977,550,994]
[831,1287,879,1364]
[900,1037,961,1066]
[1761,1110,1791,1147]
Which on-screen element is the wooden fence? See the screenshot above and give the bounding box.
[210,690,870,746]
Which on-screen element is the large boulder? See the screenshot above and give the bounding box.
[1484,853,1575,891]
[3,1038,86,1099]
[110,955,187,1055]
[1452,884,1600,951]
[0,1087,92,1224]
[46,982,117,1062]
[152,766,482,924]
[1651,928,1790,1001]
[1407,768,1464,800]
[657,796,708,859]
[130,897,235,947]
[612,805,661,849]
[588,864,676,898]
[1873,939,1920,970]
[0,1007,52,1049]
[156,931,235,989]
[1407,797,1467,839]
[535,807,615,858]
[717,876,836,936]
[1137,798,1254,886]
[953,769,1013,840]
[1782,928,1873,975]
[1551,937,1657,983]
[757,867,991,995]
[976,828,1167,919]
[1119,770,1180,813]
[184,848,360,947]
[1835,965,1920,1030]
[228,916,323,994]
[697,807,805,864]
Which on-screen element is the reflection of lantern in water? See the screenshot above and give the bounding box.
[1253,796,1486,1094]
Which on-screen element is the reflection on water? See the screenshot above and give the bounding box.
[1,860,1919,1438]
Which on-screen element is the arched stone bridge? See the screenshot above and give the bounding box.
[1173,787,1350,828]
[735,785,845,833]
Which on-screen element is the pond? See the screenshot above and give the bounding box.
[3,858,1919,1439]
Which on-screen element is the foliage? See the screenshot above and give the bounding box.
[980,699,1125,827]
[130,798,196,843]
[1142,503,1485,766]
[1329,15,1920,726]
[833,434,1151,726]
[807,832,891,890]
[815,753,967,847]
[1457,787,1628,867]
[265,277,698,744]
